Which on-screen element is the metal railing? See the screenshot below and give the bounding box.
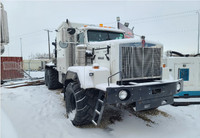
[108,71,123,86]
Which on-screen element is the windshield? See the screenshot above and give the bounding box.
[87,30,124,42]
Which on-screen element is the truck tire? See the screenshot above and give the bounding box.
[47,68,63,90]
[45,68,49,86]
[65,82,98,126]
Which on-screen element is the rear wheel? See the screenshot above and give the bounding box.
[47,68,63,90]
[65,82,99,126]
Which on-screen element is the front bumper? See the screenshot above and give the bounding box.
[105,80,183,111]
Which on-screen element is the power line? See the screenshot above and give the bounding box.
[132,14,196,25]
[102,10,200,28]
[10,30,44,39]
[124,9,199,23]
[18,30,43,37]
[143,28,197,36]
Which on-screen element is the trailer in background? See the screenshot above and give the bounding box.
[1,57,24,80]
[162,56,200,97]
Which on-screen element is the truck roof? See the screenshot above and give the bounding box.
[57,21,124,34]
[80,26,125,33]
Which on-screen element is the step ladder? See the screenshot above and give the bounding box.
[91,92,105,126]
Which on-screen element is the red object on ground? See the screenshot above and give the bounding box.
[1,57,24,80]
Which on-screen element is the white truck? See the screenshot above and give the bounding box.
[0,2,9,55]
[45,19,183,126]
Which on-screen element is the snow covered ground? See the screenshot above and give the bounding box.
[28,71,45,78]
[1,72,200,138]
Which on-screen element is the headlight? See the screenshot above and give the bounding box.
[119,90,128,100]
[177,82,181,92]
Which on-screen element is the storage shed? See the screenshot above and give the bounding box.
[1,57,24,80]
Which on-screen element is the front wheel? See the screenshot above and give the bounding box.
[65,82,98,126]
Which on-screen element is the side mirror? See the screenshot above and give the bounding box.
[0,3,9,44]
[67,28,76,35]
[59,27,76,49]
[59,41,68,48]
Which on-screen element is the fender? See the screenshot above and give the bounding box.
[45,62,56,69]
[66,66,110,89]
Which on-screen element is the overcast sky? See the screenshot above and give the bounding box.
[1,0,200,59]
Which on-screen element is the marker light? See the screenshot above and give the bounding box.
[163,64,166,68]
[93,63,99,69]
[99,24,103,27]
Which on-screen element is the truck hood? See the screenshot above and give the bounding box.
[88,38,163,47]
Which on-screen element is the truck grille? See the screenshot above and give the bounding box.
[120,46,161,80]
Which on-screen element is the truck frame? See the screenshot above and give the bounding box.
[45,19,183,126]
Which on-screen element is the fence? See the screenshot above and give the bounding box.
[23,59,50,71]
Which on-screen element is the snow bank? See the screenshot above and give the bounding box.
[1,109,19,138]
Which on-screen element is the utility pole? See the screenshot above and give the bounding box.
[20,38,23,57]
[44,29,52,59]
[197,10,200,54]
